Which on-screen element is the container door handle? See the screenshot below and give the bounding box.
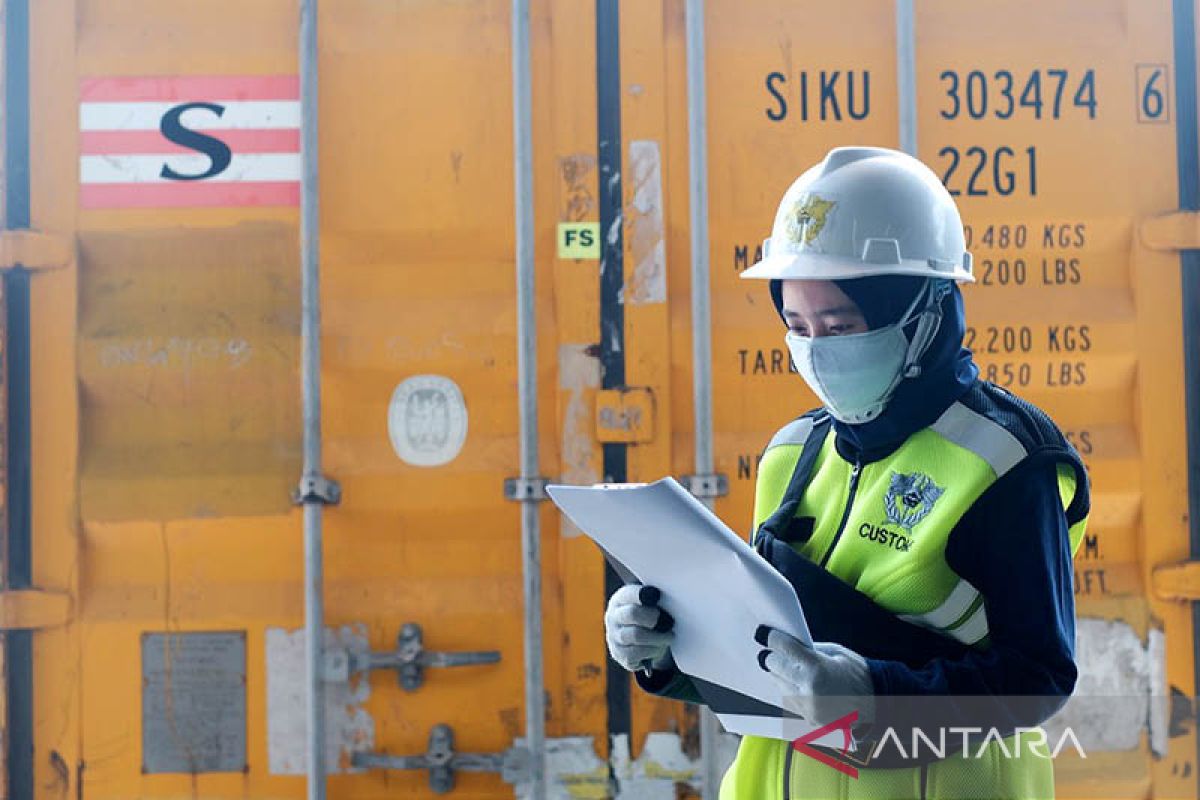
[352,724,529,794]
[324,622,500,691]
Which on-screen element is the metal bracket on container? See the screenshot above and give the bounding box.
[352,724,529,794]
[1140,210,1200,251]
[678,473,729,499]
[504,476,549,502]
[324,622,500,691]
[292,473,342,506]
[0,590,71,630]
[1152,560,1200,601]
[0,230,73,272]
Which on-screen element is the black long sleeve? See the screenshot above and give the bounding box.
[864,459,1079,735]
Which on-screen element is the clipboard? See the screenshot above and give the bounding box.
[547,477,851,747]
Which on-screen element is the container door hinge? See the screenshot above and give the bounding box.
[0,589,71,630]
[504,476,549,502]
[0,230,72,272]
[292,473,342,505]
[1152,560,1200,601]
[679,473,729,499]
[323,622,500,690]
[1140,210,1200,251]
[352,724,529,793]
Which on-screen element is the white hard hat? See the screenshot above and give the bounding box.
[741,146,974,283]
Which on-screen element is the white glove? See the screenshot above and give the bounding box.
[604,584,675,673]
[755,624,876,731]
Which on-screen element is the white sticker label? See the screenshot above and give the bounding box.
[388,374,468,467]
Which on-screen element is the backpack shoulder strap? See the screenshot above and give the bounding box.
[754,411,832,548]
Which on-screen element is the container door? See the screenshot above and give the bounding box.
[918,3,1189,794]
[24,0,624,797]
[14,1,1200,798]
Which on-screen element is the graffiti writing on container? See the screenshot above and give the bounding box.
[100,337,253,369]
[764,70,871,122]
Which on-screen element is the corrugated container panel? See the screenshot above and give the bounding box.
[1,0,1197,798]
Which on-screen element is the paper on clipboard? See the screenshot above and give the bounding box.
[546,477,854,748]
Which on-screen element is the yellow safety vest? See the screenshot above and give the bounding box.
[721,383,1089,800]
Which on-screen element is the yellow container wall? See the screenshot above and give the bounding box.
[4,0,1197,798]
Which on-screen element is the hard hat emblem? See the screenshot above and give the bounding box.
[785,194,837,246]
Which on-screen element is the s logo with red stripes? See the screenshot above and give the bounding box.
[80,75,300,209]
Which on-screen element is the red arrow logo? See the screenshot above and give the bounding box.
[790,711,860,778]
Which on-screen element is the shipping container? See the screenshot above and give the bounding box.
[1,0,1198,797]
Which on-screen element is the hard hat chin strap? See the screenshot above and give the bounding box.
[900,279,950,379]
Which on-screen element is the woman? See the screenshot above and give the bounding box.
[604,147,1090,799]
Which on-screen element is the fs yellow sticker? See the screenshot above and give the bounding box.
[557,222,600,259]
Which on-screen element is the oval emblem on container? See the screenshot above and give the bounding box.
[388,375,468,467]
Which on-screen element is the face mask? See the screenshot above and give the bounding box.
[784,280,947,424]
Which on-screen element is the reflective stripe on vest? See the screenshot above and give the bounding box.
[764,416,816,453]
[946,598,991,644]
[896,577,983,641]
[929,402,1027,477]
